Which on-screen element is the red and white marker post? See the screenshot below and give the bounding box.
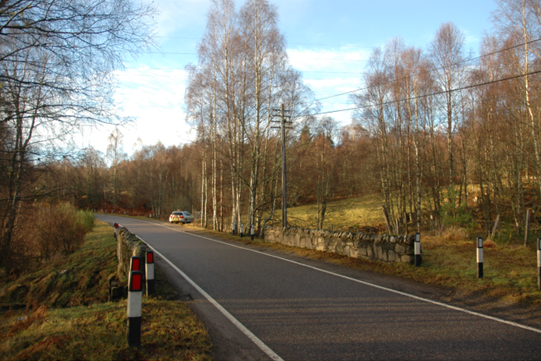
[127,270,143,347]
[113,223,120,238]
[146,251,155,296]
[477,237,484,278]
[130,256,142,273]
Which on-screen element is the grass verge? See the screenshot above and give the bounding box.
[0,220,212,361]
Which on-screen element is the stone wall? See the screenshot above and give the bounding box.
[264,227,416,264]
[116,227,151,282]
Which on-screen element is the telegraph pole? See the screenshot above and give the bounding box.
[272,104,291,228]
[280,104,288,228]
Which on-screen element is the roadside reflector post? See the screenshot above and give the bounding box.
[537,237,541,290]
[240,223,244,238]
[130,256,142,273]
[414,232,421,267]
[113,223,119,238]
[146,251,155,296]
[232,222,236,235]
[251,224,255,241]
[127,270,143,347]
[477,237,484,278]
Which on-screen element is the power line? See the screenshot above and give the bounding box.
[296,37,541,116]
[155,35,372,48]
[304,68,541,118]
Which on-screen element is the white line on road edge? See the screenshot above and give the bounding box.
[138,220,541,335]
[136,235,284,361]
[102,215,541,335]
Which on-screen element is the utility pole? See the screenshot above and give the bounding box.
[280,104,288,228]
[272,104,291,228]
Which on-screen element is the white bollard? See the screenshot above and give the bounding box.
[414,232,421,267]
[537,238,541,290]
[477,237,484,278]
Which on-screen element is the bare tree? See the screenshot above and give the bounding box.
[0,0,155,273]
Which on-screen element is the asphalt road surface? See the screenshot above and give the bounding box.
[97,215,541,361]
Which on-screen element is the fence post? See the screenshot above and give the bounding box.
[146,251,155,296]
[415,232,421,267]
[477,237,484,278]
[127,270,143,347]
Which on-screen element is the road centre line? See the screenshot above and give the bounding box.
[129,218,541,335]
[136,235,284,361]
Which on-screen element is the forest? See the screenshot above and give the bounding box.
[3,0,541,272]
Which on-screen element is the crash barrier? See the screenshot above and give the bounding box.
[264,226,418,264]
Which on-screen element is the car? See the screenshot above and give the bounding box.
[169,210,194,224]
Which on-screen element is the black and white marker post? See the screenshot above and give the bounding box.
[537,238,541,290]
[232,222,236,235]
[414,232,421,267]
[127,270,143,347]
[146,251,155,296]
[240,223,244,238]
[251,224,255,241]
[477,236,484,278]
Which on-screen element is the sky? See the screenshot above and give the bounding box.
[80,0,499,156]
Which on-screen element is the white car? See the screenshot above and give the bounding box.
[169,210,194,224]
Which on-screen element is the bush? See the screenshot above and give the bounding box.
[78,210,95,233]
[34,203,95,261]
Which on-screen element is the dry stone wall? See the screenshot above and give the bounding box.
[264,226,415,264]
[116,227,151,282]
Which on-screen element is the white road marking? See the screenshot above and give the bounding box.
[106,215,541,336]
[136,234,284,361]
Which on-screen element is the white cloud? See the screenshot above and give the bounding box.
[288,46,370,73]
[80,66,193,155]
[152,0,211,37]
[288,46,367,125]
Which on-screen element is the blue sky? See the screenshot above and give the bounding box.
[82,0,498,155]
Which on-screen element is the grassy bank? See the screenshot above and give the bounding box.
[0,220,211,361]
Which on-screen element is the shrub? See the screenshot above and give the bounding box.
[33,203,95,261]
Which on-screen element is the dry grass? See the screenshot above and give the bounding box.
[0,220,212,361]
[272,193,387,231]
[0,299,211,361]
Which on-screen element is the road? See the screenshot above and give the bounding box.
[97,214,541,361]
